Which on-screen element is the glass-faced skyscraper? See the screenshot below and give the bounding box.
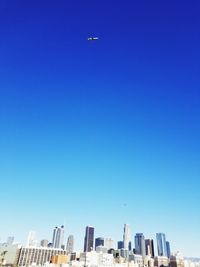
[66,235,74,253]
[156,233,167,257]
[145,239,155,257]
[95,237,104,249]
[135,233,145,257]
[118,241,124,250]
[84,226,94,252]
[52,225,64,249]
[166,241,171,258]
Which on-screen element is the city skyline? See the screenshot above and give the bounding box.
[1,223,200,267]
[0,0,200,259]
[0,223,182,257]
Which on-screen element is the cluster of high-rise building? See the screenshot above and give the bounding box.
[25,225,74,254]
[83,224,170,260]
[0,223,199,267]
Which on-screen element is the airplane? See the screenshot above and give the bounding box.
[87,37,99,41]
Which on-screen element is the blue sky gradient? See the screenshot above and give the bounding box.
[0,0,200,257]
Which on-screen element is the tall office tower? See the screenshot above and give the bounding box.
[145,239,155,257]
[118,241,124,249]
[27,231,37,247]
[84,226,94,252]
[52,225,65,249]
[40,239,49,247]
[166,241,171,258]
[104,238,114,250]
[66,235,74,253]
[123,224,132,251]
[156,233,167,257]
[95,237,104,249]
[52,227,58,247]
[7,236,14,245]
[134,233,145,257]
[57,225,64,249]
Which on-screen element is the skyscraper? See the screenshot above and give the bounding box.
[95,237,104,249]
[27,231,37,247]
[134,233,145,257]
[52,227,58,248]
[156,233,167,257]
[145,239,155,257]
[166,241,171,258]
[66,235,74,254]
[84,226,94,252]
[118,241,124,250]
[52,225,65,249]
[123,224,131,251]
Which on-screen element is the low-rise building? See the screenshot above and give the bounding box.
[51,254,68,264]
[154,256,169,267]
[96,246,108,254]
[18,247,67,266]
[170,253,184,267]
[0,243,21,266]
[80,251,114,267]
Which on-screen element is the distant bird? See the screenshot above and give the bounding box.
[87,37,99,41]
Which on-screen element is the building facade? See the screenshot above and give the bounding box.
[52,225,64,249]
[80,251,114,267]
[95,237,104,250]
[134,233,145,257]
[66,235,74,254]
[123,224,131,251]
[145,239,155,257]
[166,241,171,258]
[104,238,114,250]
[156,233,167,257]
[27,231,37,247]
[0,243,21,267]
[18,247,67,266]
[117,241,124,250]
[40,240,49,248]
[154,256,169,267]
[84,226,94,252]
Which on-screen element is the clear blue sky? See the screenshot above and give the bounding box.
[0,0,200,257]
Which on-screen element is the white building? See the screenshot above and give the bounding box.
[0,243,21,266]
[123,225,131,251]
[184,261,200,267]
[104,238,115,250]
[27,231,37,247]
[80,251,114,267]
[96,246,108,253]
[129,254,144,267]
[66,235,74,254]
[143,255,154,267]
[18,246,67,266]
